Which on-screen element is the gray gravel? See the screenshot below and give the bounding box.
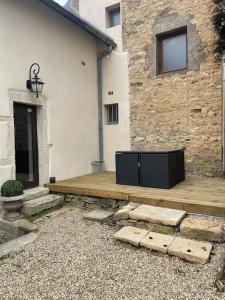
[0,208,225,300]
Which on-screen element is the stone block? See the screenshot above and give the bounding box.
[114,226,149,247]
[22,194,64,216]
[24,187,49,201]
[114,205,134,221]
[140,232,175,254]
[83,209,114,222]
[180,217,223,242]
[129,205,186,226]
[168,237,212,264]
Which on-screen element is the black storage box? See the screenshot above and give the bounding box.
[116,149,185,189]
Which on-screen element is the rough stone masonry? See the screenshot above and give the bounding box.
[122,0,222,177]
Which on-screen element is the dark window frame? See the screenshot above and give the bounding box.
[105,103,119,125]
[106,3,121,28]
[156,27,188,75]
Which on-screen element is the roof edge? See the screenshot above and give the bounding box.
[38,0,117,48]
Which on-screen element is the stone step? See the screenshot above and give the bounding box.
[168,236,212,264]
[22,194,64,216]
[24,187,49,201]
[129,205,186,226]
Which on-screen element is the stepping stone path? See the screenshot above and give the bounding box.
[114,226,148,246]
[114,227,213,264]
[168,237,212,265]
[180,217,223,242]
[83,209,114,222]
[140,232,175,254]
[129,205,186,226]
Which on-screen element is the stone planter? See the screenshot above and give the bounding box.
[1,195,24,221]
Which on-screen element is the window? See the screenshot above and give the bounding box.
[157,28,187,74]
[105,104,119,125]
[106,4,120,28]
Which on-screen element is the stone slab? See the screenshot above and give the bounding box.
[83,209,114,222]
[168,237,212,264]
[180,217,223,242]
[114,226,149,247]
[140,232,175,253]
[22,194,64,216]
[24,187,49,201]
[129,205,186,226]
[0,232,37,259]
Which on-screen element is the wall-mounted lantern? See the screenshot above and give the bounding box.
[26,63,45,98]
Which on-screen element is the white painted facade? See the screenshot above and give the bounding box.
[0,0,130,189]
[79,0,130,171]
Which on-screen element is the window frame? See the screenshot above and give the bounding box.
[106,3,121,28]
[105,103,119,125]
[156,27,188,75]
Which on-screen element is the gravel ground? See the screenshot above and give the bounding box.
[0,208,225,300]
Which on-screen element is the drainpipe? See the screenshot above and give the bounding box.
[222,55,225,174]
[92,45,113,173]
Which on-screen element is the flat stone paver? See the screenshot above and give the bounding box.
[114,226,148,246]
[168,236,212,264]
[140,232,175,254]
[83,209,114,222]
[180,217,223,242]
[129,205,186,226]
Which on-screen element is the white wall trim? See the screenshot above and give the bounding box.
[8,89,49,187]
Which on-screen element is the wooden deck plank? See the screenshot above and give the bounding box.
[45,172,225,217]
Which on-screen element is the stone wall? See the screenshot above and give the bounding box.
[122,0,222,177]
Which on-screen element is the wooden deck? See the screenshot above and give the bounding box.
[46,172,225,217]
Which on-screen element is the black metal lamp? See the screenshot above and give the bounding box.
[26,63,45,98]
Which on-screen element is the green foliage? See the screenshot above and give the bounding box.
[1,180,24,197]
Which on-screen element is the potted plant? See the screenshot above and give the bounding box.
[1,180,24,221]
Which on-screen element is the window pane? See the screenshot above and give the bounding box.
[112,104,117,122]
[109,106,113,123]
[110,9,120,27]
[162,33,187,72]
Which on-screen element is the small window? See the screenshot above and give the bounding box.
[105,104,119,125]
[157,28,187,74]
[106,4,120,28]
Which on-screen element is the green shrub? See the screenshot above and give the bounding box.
[1,180,24,197]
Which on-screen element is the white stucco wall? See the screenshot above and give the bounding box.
[79,0,130,170]
[0,0,100,186]
[79,0,122,50]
